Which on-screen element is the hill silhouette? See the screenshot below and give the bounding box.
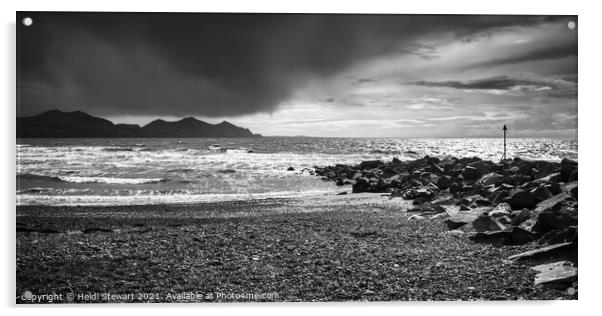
[17,110,261,138]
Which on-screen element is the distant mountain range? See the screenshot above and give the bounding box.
[17,110,261,138]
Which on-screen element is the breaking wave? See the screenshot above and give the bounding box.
[17,173,169,185]
[58,176,170,184]
[17,173,65,182]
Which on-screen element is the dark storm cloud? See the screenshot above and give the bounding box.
[407,75,576,98]
[17,12,573,117]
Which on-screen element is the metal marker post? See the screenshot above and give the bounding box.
[502,124,507,161]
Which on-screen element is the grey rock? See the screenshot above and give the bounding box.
[472,214,507,232]
[508,189,536,210]
[359,160,381,170]
[469,226,535,245]
[532,261,577,289]
[510,208,532,226]
[507,242,577,264]
[538,226,578,245]
[560,158,578,182]
[489,202,512,217]
[533,192,572,214]
[443,207,491,230]
[461,166,482,180]
[533,203,577,233]
[531,186,554,203]
[479,172,503,186]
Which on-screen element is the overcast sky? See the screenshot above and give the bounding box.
[18,13,577,137]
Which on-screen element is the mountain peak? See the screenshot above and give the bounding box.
[180,116,200,122]
[217,120,235,126]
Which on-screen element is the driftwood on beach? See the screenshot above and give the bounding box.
[314,155,578,289]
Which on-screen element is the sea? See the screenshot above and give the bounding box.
[16,137,577,206]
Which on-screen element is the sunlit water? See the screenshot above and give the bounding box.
[16,137,577,206]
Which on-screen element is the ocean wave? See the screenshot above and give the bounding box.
[102,147,134,152]
[166,168,195,173]
[176,180,196,184]
[17,173,170,185]
[17,187,55,194]
[17,173,65,182]
[57,176,170,184]
[217,169,236,174]
[208,144,252,153]
[16,188,343,206]
[225,147,251,153]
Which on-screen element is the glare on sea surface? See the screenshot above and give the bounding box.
[16,137,577,206]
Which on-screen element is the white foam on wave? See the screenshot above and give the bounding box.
[57,176,167,184]
[224,148,250,153]
[16,188,344,206]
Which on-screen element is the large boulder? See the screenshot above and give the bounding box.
[538,226,578,245]
[443,207,492,230]
[479,172,503,186]
[532,203,577,234]
[441,205,461,216]
[546,182,562,195]
[531,186,554,203]
[437,175,452,190]
[487,187,510,205]
[469,226,536,245]
[381,167,398,178]
[533,172,562,185]
[502,174,531,186]
[449,182,462,195]
[403,187,435,200]
[516,192,573,233]
[509,226,538,244]
[429,161,445,174]
[510,208,532,226]
[352,178,376,193]
[560,158,577,167]
[461,166,482,180]
[560,158,578,182]
[507,242,577,264]
[420,172,438,186]
[570,186,578,199]
[472,213,507,232]
[359,160,381,170]
[533,192,572,214]
[532,261,577,289]
[517,163,535,176]
[408,214,426,220]
[508,189,537,210]
[458,194,489,207]
[535,163,560,179]
[468,160,493,176]
[561,181,578,194]
[489,202,512,217]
